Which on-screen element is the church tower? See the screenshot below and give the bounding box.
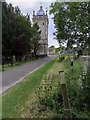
[32,6,49,55]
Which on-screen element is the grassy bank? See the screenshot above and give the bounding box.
[20,57,84,119]
[21,57,89,119]
[2,58,56,118]
[3,56,89,119]
[20,59,64,118]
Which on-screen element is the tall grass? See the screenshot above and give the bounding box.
[64,59,90,119]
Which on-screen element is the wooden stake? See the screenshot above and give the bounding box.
[70,58,73,80]
[59,71,72,120]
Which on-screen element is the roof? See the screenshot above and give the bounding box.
[37,6,45,16]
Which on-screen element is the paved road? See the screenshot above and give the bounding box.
[1,55,57,93]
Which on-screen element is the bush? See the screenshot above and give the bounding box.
[64,59,90,119]
[36,59,90,119]
[58,54,65,62]
[36,75,64,118]
[73,54,78,60]
[64,55,70,61]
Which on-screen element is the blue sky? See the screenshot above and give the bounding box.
[6,0,59,48]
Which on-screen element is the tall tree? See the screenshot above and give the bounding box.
[2,2,41,65]
[50,2,90,52]
[13,8,32,59]
[2,2,32,64]
[2,3,12,57]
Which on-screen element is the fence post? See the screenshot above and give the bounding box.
[59,71,72,120]
[70,56,73,80]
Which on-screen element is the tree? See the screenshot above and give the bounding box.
[13,8,32,60]
[2,3,15,65]
[31,22,41,58]
[2,2,32,64]
[50,2,90,52]
[2,2,41,65]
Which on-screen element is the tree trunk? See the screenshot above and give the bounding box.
[11,56,13,66]
[34,48,37,59]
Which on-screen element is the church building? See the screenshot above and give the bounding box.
[32,6,49,56]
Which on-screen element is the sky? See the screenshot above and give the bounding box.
[6,0,59,48]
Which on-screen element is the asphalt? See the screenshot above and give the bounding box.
[1,55,57,94]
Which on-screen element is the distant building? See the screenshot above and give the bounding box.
[32,6,49,55]
[49,45,55,54]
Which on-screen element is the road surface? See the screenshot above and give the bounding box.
[1,55,57,93]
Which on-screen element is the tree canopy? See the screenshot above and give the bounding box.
[50,2,90,52]
[2,2,41,64]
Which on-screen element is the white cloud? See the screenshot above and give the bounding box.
[6,0,38,9]
[6,0,55,3]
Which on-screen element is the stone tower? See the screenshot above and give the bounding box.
[32,6,49,55]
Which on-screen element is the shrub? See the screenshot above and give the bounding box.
[58,54,65,62]
[36,75,64,118]
[64,55,70,61]
[64,59,90,119]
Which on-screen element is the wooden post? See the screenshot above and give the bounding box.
[70,57,73,80]
[12,55,16,63]
[59,71,72,120]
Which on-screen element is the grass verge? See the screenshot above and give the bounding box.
[20,57,90,119]
[20,59,64,118]
[3,57,87,119]
[2,58,56,118]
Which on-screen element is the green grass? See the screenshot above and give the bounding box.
[63,59,83,93]
[20,58,64,118]
[19,57,89,119]
[64,59,83,78]
[2,58,56,118]
[2,57,86,118]
[63,59,90,118]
